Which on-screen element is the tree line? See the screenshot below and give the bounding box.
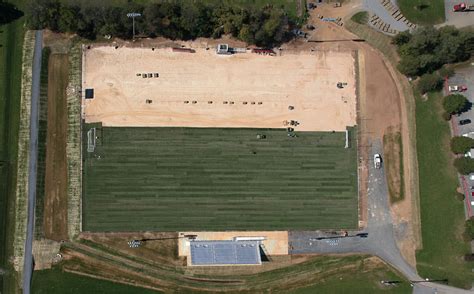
[393,26,474,77]
[26,0,296,46]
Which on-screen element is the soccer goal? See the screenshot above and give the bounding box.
[345,129,350,149]
[87,128,96,153]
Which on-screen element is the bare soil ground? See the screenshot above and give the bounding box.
[82,46,357,131]
[383,127,404,202]
[32,239,60,270]
[43,54,69,241]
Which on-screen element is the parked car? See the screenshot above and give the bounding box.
[449,85,468,92]
[459,119,471,125]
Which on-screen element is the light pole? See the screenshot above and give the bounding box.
[126,12,141,40]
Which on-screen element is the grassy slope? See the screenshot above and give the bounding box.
[415,92,473,288]
[292,267,411,294]
[0,7,25,294]
[397,0,445,25]
[32,269,162,294]
[34,254,411,293]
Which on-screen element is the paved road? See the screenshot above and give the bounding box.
[290,139,474,292]
[22,30,43,294]
[441,0,474,28]
[290,140,417,277]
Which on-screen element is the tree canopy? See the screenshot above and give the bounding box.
[394,26,474,77]
[451,136,474,154]
[416,72,443,94]
[465,217,474,240]
[453,157,474,175]
[442,94,469,115]
[26,0,296,46]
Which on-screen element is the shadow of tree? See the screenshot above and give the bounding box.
[0,2,24,25]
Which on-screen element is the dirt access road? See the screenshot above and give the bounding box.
[43,53,69,241]
[301,2,417,267]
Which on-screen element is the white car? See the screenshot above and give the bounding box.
[449,85,459,92]
[374,154,382,169]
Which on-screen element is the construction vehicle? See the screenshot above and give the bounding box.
[374,154,382,169]
[453,2,474,11]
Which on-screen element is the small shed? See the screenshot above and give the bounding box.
[85,88,94,99]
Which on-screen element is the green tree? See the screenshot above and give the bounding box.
[450,136,474,154]
[57,5,79,32]
[465,217,474,240]
[438,66,454,78]
[453,157,474,175]
[392,30,411,46]
[443,94,469,114]
[417,72,442,94]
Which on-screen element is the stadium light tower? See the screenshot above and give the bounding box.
[126,12,141,40]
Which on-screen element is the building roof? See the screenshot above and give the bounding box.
[190,240,261,266]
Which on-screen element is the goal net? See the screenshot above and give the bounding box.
[87,128,96,153]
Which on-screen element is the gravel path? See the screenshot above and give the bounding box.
[22,30,43,294]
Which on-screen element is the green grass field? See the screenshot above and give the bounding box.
[83,126,358,231]
[398,0,445,25]
[292,268,411,294]
[415,92,474,288]
[32,269,162,294]
[0,6,26,293]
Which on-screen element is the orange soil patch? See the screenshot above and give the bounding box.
[82,46,356,131]
[178,231,288,257]
[43,53,69,241]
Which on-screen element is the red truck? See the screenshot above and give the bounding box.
[453,2,474,11]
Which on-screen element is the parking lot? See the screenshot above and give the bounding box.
[447,63,474,218]
[443,0,474,28]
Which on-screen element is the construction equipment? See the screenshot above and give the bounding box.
[251,48,276,55]
[453,2,474,11]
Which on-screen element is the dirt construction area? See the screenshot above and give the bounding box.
[82,46,356,131]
